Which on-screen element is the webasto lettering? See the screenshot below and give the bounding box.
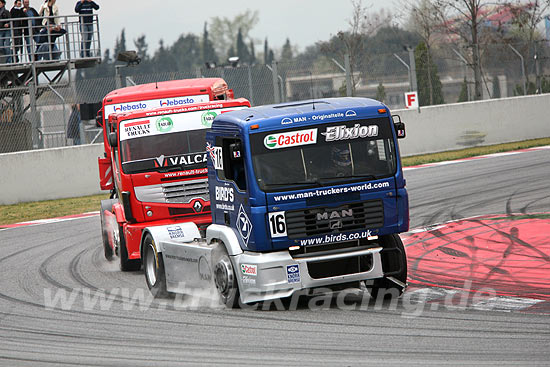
[322,124,378,142]
[114,103,147,113]
[160,98,196,107]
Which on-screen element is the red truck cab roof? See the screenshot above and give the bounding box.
[103,78,230,105]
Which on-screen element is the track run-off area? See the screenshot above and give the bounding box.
[0,147,549,366]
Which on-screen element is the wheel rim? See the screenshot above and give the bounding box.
[145,245,157,286]
[214,258,233,300]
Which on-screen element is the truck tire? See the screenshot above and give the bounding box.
[119,225,141,271]
[143,233,170,298]
[100,199,116,261]
[367,234,407,300]
[212,244,240,308]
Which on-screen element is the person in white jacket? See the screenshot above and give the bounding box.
[36,0,64,60]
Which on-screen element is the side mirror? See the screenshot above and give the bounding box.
[96,111,103,127]
[108,132,118,147]
[229,142,242,160]
[392,114,406,139]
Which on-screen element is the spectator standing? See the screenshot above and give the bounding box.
[0,0,12,63]
[74,0,98,57]
[67,104,81,145]
[10,0,25,63]
[22,0,40,60]
[36,0,64,60]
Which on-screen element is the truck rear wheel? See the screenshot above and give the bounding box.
[143,234,170,298]
[100,199,116,261]
[367,234,407,300]
[119,225,141,271]
[212,244,240,308]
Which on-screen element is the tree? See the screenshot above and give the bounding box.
[375,82,386,102]
[202,22,218,65]
[458,77,469,102]
[433,0,493,101]
[113,29,127,59]
[407,0,441,104]
[134,35,149,62]
[263,38,274,65]
[492,75,501,98]
[249,40,256,65]
[281,38,293,61]
[319,1,392,95]
[236,28,251,64]
[415,41,444,105]
[209,10,259,57]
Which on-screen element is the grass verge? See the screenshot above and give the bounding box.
[1,138,548,227]
[0,194,109,227]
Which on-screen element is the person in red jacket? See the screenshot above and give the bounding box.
[75,0,98,57]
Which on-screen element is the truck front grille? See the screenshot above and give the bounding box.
[285,199,384,239]
[134,178,210,204]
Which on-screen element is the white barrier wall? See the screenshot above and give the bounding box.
[396,94,550,156]
[0,144,104,205]
[1,94,549,205]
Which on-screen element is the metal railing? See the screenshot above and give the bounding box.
[0,14,100,64]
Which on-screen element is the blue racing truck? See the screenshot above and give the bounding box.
[141,97,408,306]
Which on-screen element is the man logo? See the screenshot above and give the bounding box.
[316,209,353,221]
[345,110,357,117]
[281,117,293,125]
[330,220,343,230]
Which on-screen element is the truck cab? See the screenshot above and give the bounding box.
[142,97,408,306]
[100,99,250,271]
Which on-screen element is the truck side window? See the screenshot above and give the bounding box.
[218,137,247,191]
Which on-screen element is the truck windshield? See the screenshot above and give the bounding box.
[250,117,397,192]
[119,110,213,174]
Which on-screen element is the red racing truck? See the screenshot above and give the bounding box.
[97,78,235,192]
[100,99,250,270]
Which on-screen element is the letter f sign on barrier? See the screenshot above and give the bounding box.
[405,92,418,109]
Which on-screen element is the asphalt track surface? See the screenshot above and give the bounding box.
[0,148,549,366]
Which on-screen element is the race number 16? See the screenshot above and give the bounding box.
[268,211,287,238]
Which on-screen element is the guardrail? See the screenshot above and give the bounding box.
[0,14,100,64]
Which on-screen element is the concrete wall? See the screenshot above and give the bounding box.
[0,144,104,205]
[396,93,550,156]
[1,94,549,205]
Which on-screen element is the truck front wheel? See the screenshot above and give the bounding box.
[143,234,169,298]
[212,244,240,308]
[367,234,407,300]
[119,225,141,271]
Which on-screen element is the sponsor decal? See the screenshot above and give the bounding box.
[163,168,208,178]
[264,128,318,150]
[201,111,217,127]
[237,204,252,246]
[155,153,207,168]
[241,275,256,285]
[167,226,185,240]
[241,264,257,276]
[155,116,173,132]
[113,102,147,113]
[207,142,223,170]
[215,203,235,211]
[322,123,379,142]
[299,229,375,246]
[311,112,344,121]
[159,96,206,107]
[286,265,301,284]
[124,120,151,138]
[215,187,234,202]
[272,181,392,202]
